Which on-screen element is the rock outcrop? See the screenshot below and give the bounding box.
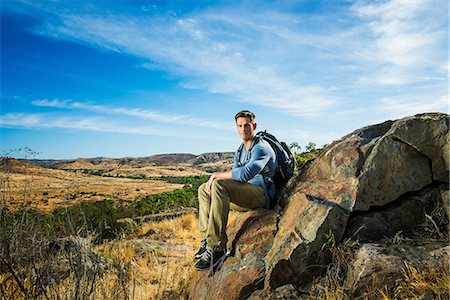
[189,210,278,299]
[188,113,449,299]
[347,243,449,297]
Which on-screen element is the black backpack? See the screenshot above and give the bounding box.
[255,131,296,190]
[237,131,296,206]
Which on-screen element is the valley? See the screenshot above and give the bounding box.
[0,152,234,212]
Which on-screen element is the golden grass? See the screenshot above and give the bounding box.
[307,262,450,300]
[0,170,183,212]
[0,213,201,299]
[96,212,201,299]
[378,263,450,299]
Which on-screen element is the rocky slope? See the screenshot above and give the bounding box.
[29,152,234,175]
[32,152,232,169]
[188,113,449,299]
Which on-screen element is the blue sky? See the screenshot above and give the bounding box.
[1,0,448,159]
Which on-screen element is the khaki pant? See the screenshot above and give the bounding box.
[198,179,267,251]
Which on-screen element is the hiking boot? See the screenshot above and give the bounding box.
[194,239,207,260]
[194,249,225,271]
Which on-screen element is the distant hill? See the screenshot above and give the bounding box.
[141,153,197,166]
[27,159,69,168]
[1,157,48,174]
[24,152,234,172]
[191,152,234,165]
[0,157,185,212]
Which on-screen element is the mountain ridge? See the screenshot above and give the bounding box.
[24,152,234,169]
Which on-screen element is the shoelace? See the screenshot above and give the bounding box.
[201,249,213,261]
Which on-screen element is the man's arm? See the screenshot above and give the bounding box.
[231,143,270,183]
[205,170,232,195]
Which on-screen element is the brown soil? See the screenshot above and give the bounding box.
[0,158,185,212]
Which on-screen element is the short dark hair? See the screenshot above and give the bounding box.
[234,110,256,123]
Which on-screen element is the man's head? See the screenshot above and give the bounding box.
[235,110,257,142]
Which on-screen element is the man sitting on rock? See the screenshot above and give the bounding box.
[194,110,277,271]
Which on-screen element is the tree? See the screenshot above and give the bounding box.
[305,142,316,152]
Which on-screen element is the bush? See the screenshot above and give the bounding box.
[290,141,321,169]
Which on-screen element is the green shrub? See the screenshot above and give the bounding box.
[1,175,209,244]
[290,141,322,169]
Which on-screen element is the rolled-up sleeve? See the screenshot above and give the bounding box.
[232,143,270,182]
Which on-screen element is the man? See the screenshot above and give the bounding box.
[194,110,277,271]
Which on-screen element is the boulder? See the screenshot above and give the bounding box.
[188,113,449,298]
[345,185,445,241]
[346,243,450,297]
[265,193,348,289]
[264,113,448,289]
[248,284,302,299]
[355,113,449,210]
[188,209,278,300]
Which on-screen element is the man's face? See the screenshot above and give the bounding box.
[236,117,256,142]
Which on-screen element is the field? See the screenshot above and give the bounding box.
[0,155,205,298]
[0,155,237,299]
[1,150,448,299]
[0,158,186,212]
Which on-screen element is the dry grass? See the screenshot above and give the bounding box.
[97,212,201,299]
[307,260,450,300]
[378,263,450,299]
[0,158,184,212]
[1,213,201,299]
[1,152,226,299]
[307,237,450,300]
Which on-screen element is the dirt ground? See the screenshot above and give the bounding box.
[0,160,185,212]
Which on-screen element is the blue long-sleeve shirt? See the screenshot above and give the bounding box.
[231,138,277,199]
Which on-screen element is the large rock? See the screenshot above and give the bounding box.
[346,243,450,297]
[346,185,445,241]
[264,113,448,289]
[354,113,449,210]
[265,193,348,289]
[188,209,278,299]
[188,113,449,298]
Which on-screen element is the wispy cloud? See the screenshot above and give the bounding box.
[0,112,232,140]
[351,0,447,86]
[22,3,343,118]
[32,99,233,130]
[5,0,448,119]
[379,95,448,118]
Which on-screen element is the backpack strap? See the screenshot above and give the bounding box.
[236,137,260,167]
[236,143,244,167]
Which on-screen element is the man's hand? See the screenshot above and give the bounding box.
[204,171,233,195]
[205,173,216,195]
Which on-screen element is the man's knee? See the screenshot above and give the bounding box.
[198,183,206,193]
[211,179,229,194]
[198,183,210,203]
[199,183,212,195]
[210,179,233,204]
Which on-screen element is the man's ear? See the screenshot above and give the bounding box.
[253,123,257,130]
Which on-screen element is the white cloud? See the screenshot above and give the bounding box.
[0,113,42,127]
[28,6,342,118]
[379,95,448,119]
[32,99,233,130]
[6,0,448,121]
[0,112,232,140]
[351,0,447,86]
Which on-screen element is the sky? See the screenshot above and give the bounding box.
[0,0,448,159]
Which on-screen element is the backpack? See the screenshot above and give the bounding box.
[237,131,296,207]
[255,131,296,189]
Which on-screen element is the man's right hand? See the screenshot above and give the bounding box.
[204,171,233,196]
[205,174,216,195]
